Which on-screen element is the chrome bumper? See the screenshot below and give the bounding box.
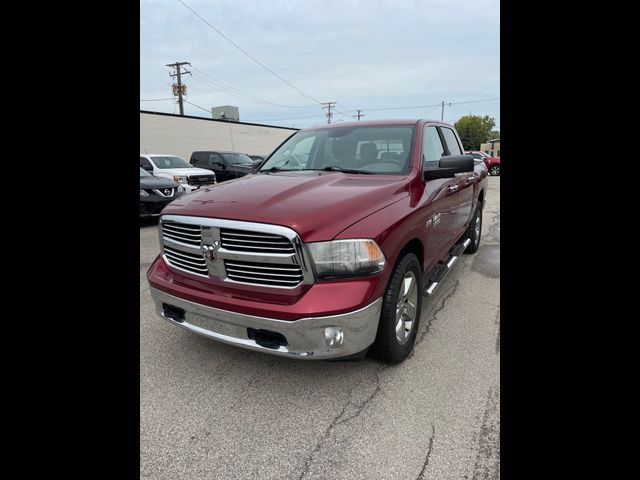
[149,287,382,359]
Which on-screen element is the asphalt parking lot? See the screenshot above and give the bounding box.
[140,177,500,480]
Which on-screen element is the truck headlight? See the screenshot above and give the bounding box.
[140,189,149,197]
[173,175,187,183]
[307,239,386,278]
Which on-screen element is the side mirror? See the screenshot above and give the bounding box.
[142,164,153,171]
[424,154,474,180]
[214,162,226,169]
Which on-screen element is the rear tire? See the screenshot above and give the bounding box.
[370,252,422,364]
[489,165,500,176]
[464,205,482,254]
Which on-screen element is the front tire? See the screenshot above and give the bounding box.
[370,252,422,364]
[489,165,500,176]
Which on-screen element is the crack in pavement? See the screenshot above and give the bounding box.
[407,277,460,362]
[229,362,275,411]
[297,362,387,480]
[335,363,388,427]
[471,386,500,480]
[416,424,436,480]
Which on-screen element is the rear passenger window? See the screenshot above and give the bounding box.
[440,128,463,156]
[422,127,445,170]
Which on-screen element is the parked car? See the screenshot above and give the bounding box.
[140,154,217,193]
[140,167,185,218]
[147,119,488,364]
[465,150,500,176]
[248,155,268,170]
[190,151,258,182]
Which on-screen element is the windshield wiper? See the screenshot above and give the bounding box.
[261,166,286,174]
[321,166,373,174]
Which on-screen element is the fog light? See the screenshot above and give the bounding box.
[324,327,344,348]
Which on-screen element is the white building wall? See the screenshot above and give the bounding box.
[140,112,297,161]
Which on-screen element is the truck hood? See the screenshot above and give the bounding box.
[162,171,411,241]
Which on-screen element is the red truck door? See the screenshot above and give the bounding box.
[439,126,474,237]
[421,126,460,265]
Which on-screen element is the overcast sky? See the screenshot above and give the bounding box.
[140,0,499,129]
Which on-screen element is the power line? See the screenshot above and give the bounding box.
[184,99,211,114]
[253,113,327,122]
[451,97,500,106]
[193,68,312,108]
[363,97,499,112]
[177,0,321,104]
[190,70,314,109]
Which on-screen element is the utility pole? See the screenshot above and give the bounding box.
[322,101,336,124]
[167,61,191,116]
[440,100,452,121]
[354,109,365,121]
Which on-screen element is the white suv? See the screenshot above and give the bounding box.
[140,154,216,193]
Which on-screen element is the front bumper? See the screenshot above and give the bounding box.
[150,286,382,359]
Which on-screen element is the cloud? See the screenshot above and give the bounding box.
[141,0,499,127]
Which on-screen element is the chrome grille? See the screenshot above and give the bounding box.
[163,245,208,276]
[220,229,295,254]
[188,174,216,186]
[225,260,303,287]
[159,215,313,288]
[162,222,202,246]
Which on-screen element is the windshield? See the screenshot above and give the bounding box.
[260,125,415,175]
[140,167,151,177]
[221,152,254,165]
[150,156,192,169]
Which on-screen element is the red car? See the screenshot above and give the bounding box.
[465,151,500,176]
[147,119,488,363]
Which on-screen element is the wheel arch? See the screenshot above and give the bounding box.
[397,237,425,271]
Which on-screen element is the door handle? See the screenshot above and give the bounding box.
[448,184,460,192]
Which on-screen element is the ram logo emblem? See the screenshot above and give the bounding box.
[201,241,221,262]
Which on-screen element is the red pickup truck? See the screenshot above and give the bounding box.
[147,119,489,363]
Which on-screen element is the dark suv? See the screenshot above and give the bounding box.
[190,151,257,182]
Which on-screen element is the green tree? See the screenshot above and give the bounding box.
[454,115,496,150]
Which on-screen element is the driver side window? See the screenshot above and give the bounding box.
[208,153,224,166]
[423,127,445,170]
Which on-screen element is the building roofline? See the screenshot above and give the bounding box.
[140,110,300,131]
